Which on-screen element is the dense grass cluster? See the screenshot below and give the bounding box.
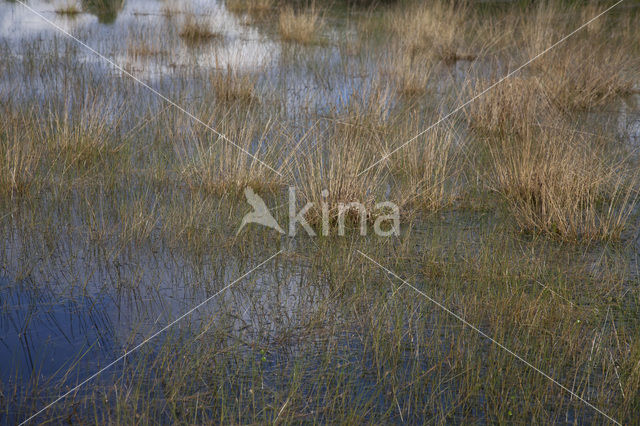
[278,6,324,45]
[1,0,640,424]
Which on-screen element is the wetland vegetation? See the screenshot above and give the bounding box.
[1,0,640,424]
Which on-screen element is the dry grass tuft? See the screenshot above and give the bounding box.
[278,6,324,45]
[291,124,387,227]
[521,1,636,110]
[520,0,569,58]
[390,1,474,64]
[226,0,274,16]
[43,106,125,172]
[0,102,126,196]
[177,115,285,196]
[54,2,81,16]
[209,68,258,104]
[488,128,639,242]
[179,14,223,44]
[160,2,180,19]
[127,38,161,59]
[389,123,461,212]
[0,112,42,197]
[466,76,559,136]
[580,2,607,35]
[536,42,635,110]
[389,49,436,97]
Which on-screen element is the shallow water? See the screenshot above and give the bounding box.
[1,0,640,423]
[0,278,114,384]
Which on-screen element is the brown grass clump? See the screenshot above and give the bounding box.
[520,1,570,59]
[535,42,635,110]
[179,14,223,44]
[0,102,125,196]
[488,128,639,242]
[466,76,559,136]
[291,124,387,229]
[278,6,324,45]
[43,105,125,172]
[177,115,285,196]
[579,2,607,35]
[390,1,474,64]
[388,122,461,212]
[209,67,258,104]
[0,113,42,197]
[160,4,178,18]
[127,38,161,59]
[226,0,273,16]
[55,2,81,16]
[389,49,436,97]
[520,1,636,110]
[334,79,394,134]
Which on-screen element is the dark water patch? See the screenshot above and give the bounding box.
[0,278,115,384]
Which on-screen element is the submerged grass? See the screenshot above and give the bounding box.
[2,0,640,424]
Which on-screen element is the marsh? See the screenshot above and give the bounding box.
[1,0,640,424]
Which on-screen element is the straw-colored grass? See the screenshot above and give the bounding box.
[0,101,126,197]
[536,42,635,110]
[226,0,273,16]
[179,14,223,44]
[389,48,436,97]
[291,124,387,228]
[54,2,81,16]
[488,128,639,242]
[3,2,640,424]
[0,112,42,197]
[177,115,285,196]
[127,38,162,59]
[43,105,126,173]
[209,68,258,104]
[520,1,570,60]
[278,6,324,45]
[466,76,559,136]
[389,1,474,64]
[389,123,461,212]
[521,1,636,110]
